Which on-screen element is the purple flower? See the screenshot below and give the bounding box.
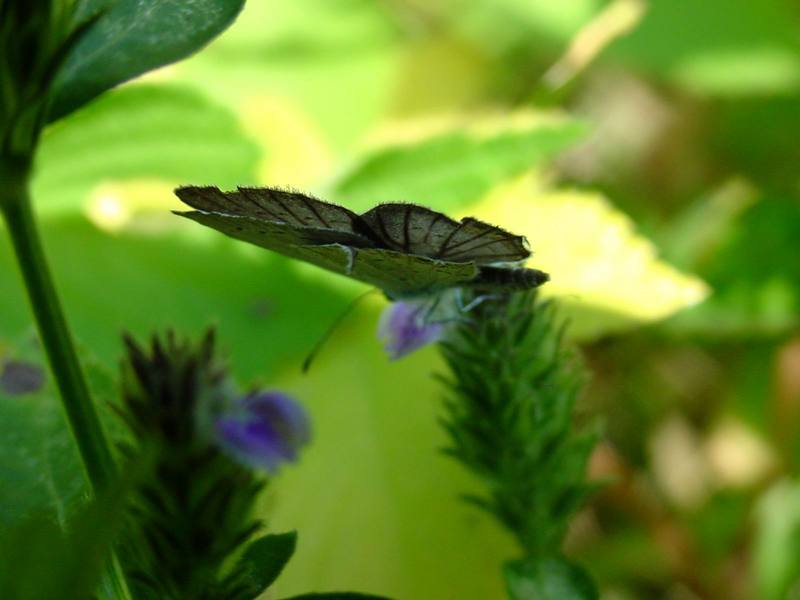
[0,360,45,395]
[215,391,310,472]
[378,301,446,360]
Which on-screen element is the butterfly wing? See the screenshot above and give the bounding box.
[176,210,477,297]
[175,185,374,247]
[236,186,363,233]
[359,203,530,264]
[343,247,479,298]
[174,187,538,296]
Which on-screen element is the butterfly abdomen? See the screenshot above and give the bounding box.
[471,266,550,290]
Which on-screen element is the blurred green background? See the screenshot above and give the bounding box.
[2,0,800,598]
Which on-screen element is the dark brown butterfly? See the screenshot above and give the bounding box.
[174,186,549,299]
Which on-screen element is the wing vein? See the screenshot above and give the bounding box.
[375,210,394,248]
[437,220,466,257]
[423,213,443,244]
[244,191,284,222]
[441,228,494,252]
[444,237,521,258]
[268,189,305,224]
[301,195,330,228]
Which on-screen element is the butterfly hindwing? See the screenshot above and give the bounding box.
[358,203,530,264]
[342,247,479,298]
[176,209,477,296]
[358,203,460,256]
[437,217,530,263]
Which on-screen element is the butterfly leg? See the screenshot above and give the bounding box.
[455,287,502,313]
[421,290,477,327]
[419,293,443,326]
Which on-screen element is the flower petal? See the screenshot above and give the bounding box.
[378,301,446,360]
[215,391,310,472]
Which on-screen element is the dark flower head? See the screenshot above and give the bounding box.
[215,391,311,472]
[378,300,446,360]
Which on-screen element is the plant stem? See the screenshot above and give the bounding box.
[0,166,116,489]
[1,160,131,598]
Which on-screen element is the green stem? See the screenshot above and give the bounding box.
[1,160,131,598]
[0,165,116,489]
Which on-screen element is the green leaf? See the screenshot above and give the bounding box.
[0,336,125,532]
[238,531,298,593]
[0,470,130,600]
[450,0,602,53]
[34,83,260,215]
[606,0,800,96]
[0,343,85,531]
[470,177,709,339]
[167,0,400,152]
[331,114,586,212]
[712,97,800,189]
[503,556,598,600]
[49,0,245,122]
[753,480,800,600]
[263,324,518,599]
[667,194,800,336]
[0,216,353,380]
[282,594,392,600]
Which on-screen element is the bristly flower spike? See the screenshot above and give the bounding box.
[117,330,310,599]
[437,290,600,596]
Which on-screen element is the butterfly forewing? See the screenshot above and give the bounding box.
[359,203,529,264]
[176,186,374,247]
[237,187,362,232]
[175,186,250,214]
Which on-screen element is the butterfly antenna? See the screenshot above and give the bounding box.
[302,289,380,373]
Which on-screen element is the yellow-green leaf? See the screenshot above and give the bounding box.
[466,176,709,338]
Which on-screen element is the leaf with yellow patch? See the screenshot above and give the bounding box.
[466,176,709,338]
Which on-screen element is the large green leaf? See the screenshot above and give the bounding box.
[331,115,587,212]
[0,483,128,600]
[49,0,245,121]
[168,0,401,152]
[0,351,85,531]
[266,321,517,599]
[0,337,122,531]
[469,177,709,339]
[0,216,353,380]
[34,83,260,215]
[605,0,800,95]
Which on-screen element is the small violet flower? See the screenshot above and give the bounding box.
[215,391,311,472]
[378,300,446,360]
[0,360,45,395]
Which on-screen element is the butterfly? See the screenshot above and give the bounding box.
[173,186,549,300]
